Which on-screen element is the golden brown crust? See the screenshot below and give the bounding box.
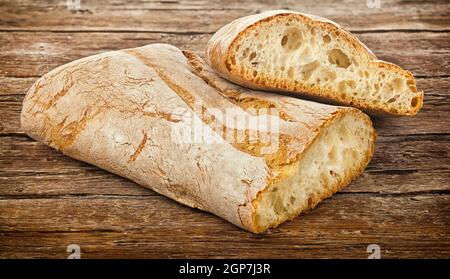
[206,10,424,116]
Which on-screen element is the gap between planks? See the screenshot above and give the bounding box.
[0,191,449,200]
[1,28,450,33]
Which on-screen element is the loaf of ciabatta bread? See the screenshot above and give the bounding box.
[206,10,423,116]
[20,43,376,233]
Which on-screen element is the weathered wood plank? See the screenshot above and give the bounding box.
[0,135,449,197]
[1,0,449,31]
[1,31,449,78]
[0,32,211,77]
[0,194,448,258]
[0,167,448,197]
[1,230,448,259]
[1,77,449,135]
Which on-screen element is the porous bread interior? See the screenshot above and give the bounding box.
[254,112,373,231]
[231,15,422,115]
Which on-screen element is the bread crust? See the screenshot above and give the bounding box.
[206,10,424,116]
[21,43,375,233]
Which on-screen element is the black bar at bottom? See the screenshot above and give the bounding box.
[0,259,447,277]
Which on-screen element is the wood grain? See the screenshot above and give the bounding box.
[1,0,449,31]
[0,0,449,258]
[0,194,449,258]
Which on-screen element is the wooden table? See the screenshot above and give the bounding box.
[0,0,449,259]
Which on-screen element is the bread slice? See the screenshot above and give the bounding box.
[206,10,423,116]
[21,43,376,233]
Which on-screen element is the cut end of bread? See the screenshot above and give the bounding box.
[207,10,423,116]
[252,110,375,233]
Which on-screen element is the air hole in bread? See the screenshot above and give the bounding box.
[249,52,257,61]
[226,62,232,71]
[328,146,337,161]
[338,80,356,93]
[281,35,288,46]
[387,97,397,103]
[323,35,331,44]
[347,80,356,89]
[328,49,351,69]
[323,70,337,82]
[281,28,302,51]
[391,78,405,92]
[230,55,236,66]
[301,60,320,80]
[300,47,311,59]
[374,83,380,91]
[384,84,394,94]
[288,67,294,78]
[242,47,250,58]
[411,96,419,107]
